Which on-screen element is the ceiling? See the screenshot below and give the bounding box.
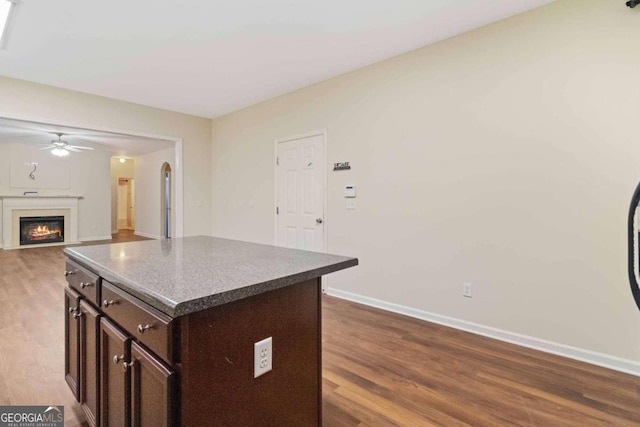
[0,0,556,119]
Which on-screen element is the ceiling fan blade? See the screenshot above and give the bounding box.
[65,146,81,152]
[68,145,94,150]
[39,146,55,150]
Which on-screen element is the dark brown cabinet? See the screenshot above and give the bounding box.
[130,341,175,427]
[65,261,175,427]
[65,253,326,426]
[79,300,101,426]
[100,318,130,427]
[65,287,81,401]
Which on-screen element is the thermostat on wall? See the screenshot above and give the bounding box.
[344,185,356,198]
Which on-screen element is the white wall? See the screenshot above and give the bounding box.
[0,76,212,237]
[135,147,175,239]
[110,157,136,233]
[211,0,640,362]
[0,142,111,241]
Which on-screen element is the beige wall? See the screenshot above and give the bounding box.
[0,141,111,241]
[212,0,640,361]
[0,76,212,237]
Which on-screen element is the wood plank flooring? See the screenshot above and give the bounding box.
[0,231,149,426]
[322,297,640,426]
[1,234,639,426]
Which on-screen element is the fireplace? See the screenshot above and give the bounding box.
[20,216,65,246]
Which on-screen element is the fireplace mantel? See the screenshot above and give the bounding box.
[1,196,82,249]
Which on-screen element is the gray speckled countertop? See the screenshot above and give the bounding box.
[64,236,357,318]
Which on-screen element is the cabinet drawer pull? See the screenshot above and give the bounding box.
[123,360,135,372]
[103,300,118,307]
[80,281,94,289]
[137,324,153,334]
[64,270,77,277]
[113,355,124,365]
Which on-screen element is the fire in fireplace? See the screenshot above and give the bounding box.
[20,216,65,246]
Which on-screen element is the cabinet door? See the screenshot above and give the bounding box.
[80,300,101,427]
[130,341,175,427]
[65,287,81,401]
[100,318,130,427]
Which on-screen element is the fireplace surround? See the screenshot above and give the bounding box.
[0,196,81,249]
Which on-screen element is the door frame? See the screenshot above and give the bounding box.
[274,129,328,253]
[116,177,135,230]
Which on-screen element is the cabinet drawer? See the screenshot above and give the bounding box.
[65,259,100,305]
[101,281,173,364]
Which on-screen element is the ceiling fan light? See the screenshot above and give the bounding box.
[52,147,69,157]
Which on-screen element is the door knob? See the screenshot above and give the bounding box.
[316,218,323,224]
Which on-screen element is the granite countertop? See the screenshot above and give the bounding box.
[64,236,358,318]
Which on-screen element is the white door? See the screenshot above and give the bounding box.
[276,132,325,252]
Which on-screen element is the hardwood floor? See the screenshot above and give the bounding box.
[0,232,149,426]
[322,297,640,426]
[1,236,639,426]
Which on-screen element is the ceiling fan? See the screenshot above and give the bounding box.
[40,133,94,157]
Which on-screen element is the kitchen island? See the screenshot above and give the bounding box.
[63,236,357,426]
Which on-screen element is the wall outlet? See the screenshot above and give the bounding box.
[463,282,472,298]
[254,337,273,378]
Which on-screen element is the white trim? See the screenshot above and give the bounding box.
[80,235,112,242]
[326,287,640,377]
[174,139,184,238]
[111,229,118,234]
[134,231,162,240]
[0,111,185,239]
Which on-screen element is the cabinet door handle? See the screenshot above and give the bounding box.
[113,355,124,365]
[103,300,118,307]
[123,360,135,372]
[68,307,77,314]
[64,270,77,277]
[80,282,94,289]
[73,311,83,319]
[137,324,152,334]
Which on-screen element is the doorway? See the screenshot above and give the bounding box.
[117,178,135,230]
[161,163,172,238]
[275,130,327,252]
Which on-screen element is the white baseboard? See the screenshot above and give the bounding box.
[326,287,640,377]
[134,231,162,239]
[80,235,112,242]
